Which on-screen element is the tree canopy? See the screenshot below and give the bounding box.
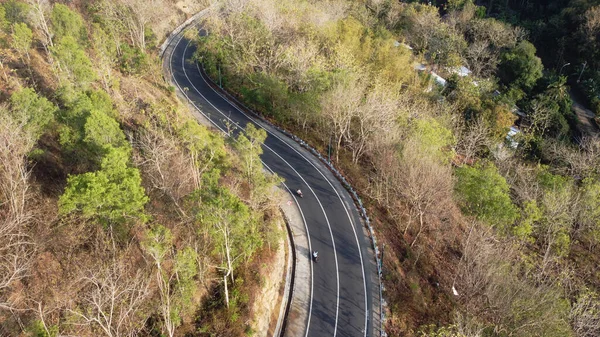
[59,146,148,225]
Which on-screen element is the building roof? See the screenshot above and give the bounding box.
[430,72,447,86]
[450,66,472,77]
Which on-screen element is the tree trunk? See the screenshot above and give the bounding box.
[410,210,425,247]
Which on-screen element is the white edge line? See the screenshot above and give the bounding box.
[192,39,368,336]
[179,37,337,337]
[168,28,319,337]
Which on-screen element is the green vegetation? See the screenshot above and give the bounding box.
[58,146,148,226]
[455,163,519,231]
[193,0,600,336]
[2,1,600,337]
[0,1,282,337]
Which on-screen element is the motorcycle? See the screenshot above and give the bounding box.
[297,189,303,198]
[312,251,318,262]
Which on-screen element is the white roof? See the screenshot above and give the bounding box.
[414,63,426,71]
[506,126,520,148]
[431,72,447,86]
[450,66,472,77]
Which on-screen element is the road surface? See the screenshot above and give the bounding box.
[164,22,375,337]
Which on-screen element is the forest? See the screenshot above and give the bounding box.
[0,0,286,336]
[194,0,600,336]
[1,0,600,337]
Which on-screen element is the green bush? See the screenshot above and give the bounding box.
[455,162,519,231]
[119,43,150,75]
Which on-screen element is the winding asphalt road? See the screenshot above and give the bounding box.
[164,22,374,337]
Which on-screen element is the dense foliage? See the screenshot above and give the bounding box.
[0,1,284,336]
[2,1,600,337]
[194,0,600,336]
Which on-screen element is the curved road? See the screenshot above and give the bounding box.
[164,21,374,337]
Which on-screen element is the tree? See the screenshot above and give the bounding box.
[0,6,8,33]
[498,41,543,91]
[456,225,573,337]
[196,187,261,308]
[27,0,54,52]
[91,24,117,91]
[58,146,148,227]
[142,225,198,337]
[535,169,576,271]
[69,260,150,337]
[83,109,127,151]
[134,127,195,212]
[455,162,519,231]
[570,289,600,337]
[2,0,29,25]
[321,74,365,162]
[50,3,84,42]
[412,117,455,163]
[577,177,600,248]
[455,118,492,162]
[235,123,266,183]
[399,143,454,247]
[0,111,34,311]
[399,3,443,52]
[463,18,520,77]
[9,87,57,140]
[347,82,398,163]
[10,22,33,61]
[50,35,97,87]
[117,0,167,51]
[178,119,226,190]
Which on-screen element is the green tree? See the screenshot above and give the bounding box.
[142,224,198,337]
[498,41,543,91]
[235,124,266,183]
[234,123,281,208]
[57,89,123,164]
[50,3,84,42]
[84,109,127,151]
[455,162,519,231]
[2,0,29,25]
[196,186,261,308]
[535,169,575,265]
[59,146,148,226]
[10,87,57,140]
[51,36,96,87]
[513,200,541,243]
[10,22,32,60]
[578,177,600,246]
[0,6,8,33]
[412,117,455,163]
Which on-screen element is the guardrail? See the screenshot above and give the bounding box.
[197,65,388,337]
[161,8,387,336]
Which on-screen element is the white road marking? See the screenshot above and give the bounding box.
[170,24,368,337]
[168,30,324,336]
[191,42,369,337]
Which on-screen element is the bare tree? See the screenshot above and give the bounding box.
[455,118,492,162]
[570,289,600,337]
[116,0,167,51]
[347,82,398,163]
[134,128,196,214]
[27,0,54,53]
[398,143,454,247]
[69,261,150,337]
[0,112,34,311]
[321,75,365,162]
[456,224,570,336]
